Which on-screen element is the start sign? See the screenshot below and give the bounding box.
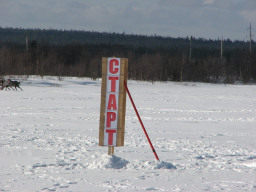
[99,57,128,146]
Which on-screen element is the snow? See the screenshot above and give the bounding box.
[0,76,256,191]
[88,154,129,169]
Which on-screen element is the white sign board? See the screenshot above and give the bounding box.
[99,57,128,147]
[104,58,120,145]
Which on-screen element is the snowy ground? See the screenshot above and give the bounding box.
[0,76,256,192]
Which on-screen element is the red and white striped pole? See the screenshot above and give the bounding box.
[124,81,160,161]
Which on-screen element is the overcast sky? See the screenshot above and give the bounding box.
[0,0,255,41]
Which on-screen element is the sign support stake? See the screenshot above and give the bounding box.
[124,81,160,161]
[108,146,114,155]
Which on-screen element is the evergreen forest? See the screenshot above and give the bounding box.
[0,27,256,83]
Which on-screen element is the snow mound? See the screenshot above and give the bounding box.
[127,160,176,170]
[88,155,176,170]
[243,161,256,168]
[155,161,177,169]
[88,154,129,169]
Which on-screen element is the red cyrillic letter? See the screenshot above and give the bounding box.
[108,76,119,92]
[107,94,117,110]
[106,129,116,145]
[109,59,119,74]
[106,112,116,127]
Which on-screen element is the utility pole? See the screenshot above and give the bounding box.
[189,36,192,66]
[181,51,184,82]
[249,22,252,55]
[25,32,29,76]
[220,37,223,62]
[26,33,29,52]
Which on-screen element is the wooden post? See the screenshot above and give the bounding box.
[99,58,108,146]
[108,146,114,155]
[117,58,128,146]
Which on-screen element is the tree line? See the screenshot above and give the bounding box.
[0,27,255,83]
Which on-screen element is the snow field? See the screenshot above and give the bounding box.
[0,76,256,191]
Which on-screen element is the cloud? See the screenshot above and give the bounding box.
[240,10,256,22]
[203,0,215,5]
[0,0,254,40]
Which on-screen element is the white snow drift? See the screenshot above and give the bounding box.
[0,76,256,191]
